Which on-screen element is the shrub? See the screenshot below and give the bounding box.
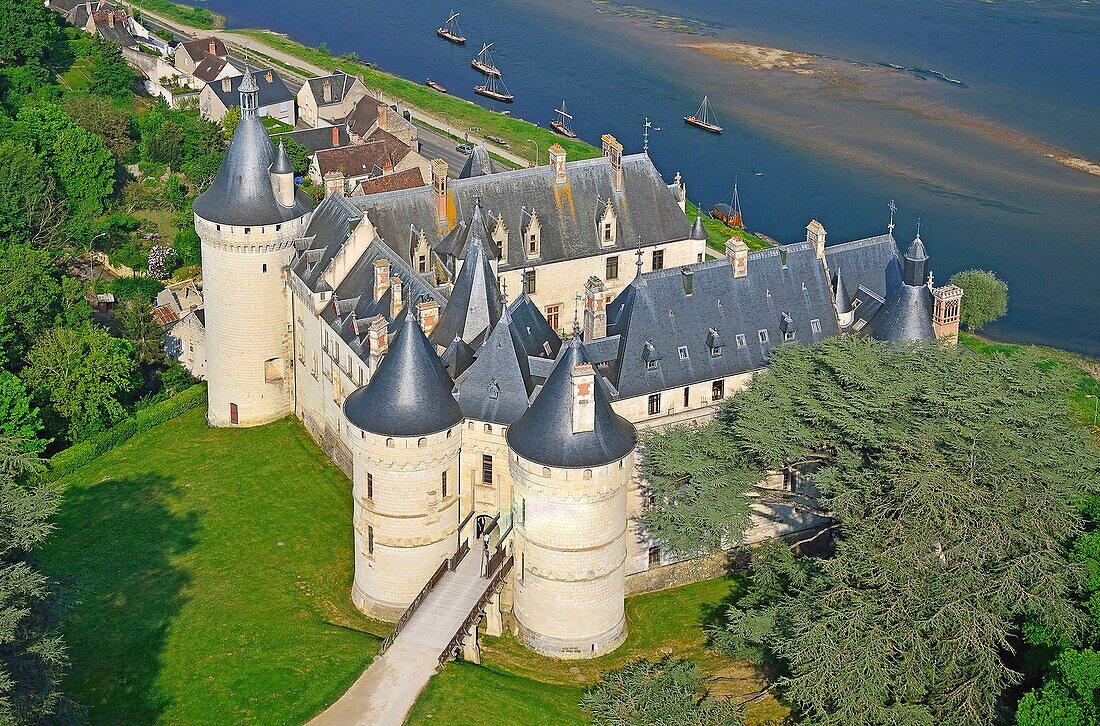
[109,276,163,303]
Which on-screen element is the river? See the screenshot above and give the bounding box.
[200,0,1100,355]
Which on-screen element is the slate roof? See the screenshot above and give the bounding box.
[207,69,294,110]
[343,309,463,437]
[864,282,935,342]
[459,146,493,178]
[455,302,536,424]
[833,268,853,315]
[192,89,313,226]
[305,71,359,107]
[435,201,500,262]
[507,333,636,468]
[314,129,411,178]
[354,168,426,196]
[192,55,239,83]
[180,36,227,61]
[442,336,476,379]
[272,142,293,174]
[348,153,689,272]
[274,125,350,153]
[430,230,502,348]
[690,215,707,240]
[290,193,366,293]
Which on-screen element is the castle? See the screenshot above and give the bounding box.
[194,74,963,658]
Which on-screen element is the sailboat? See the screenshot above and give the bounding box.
[684,95,722,134]
[474,74,514,103]
[549,100,577,138]
[437,11,466,44]
[712,180,744,229]
[471,43,501,77]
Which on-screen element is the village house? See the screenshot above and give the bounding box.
[154,282,207,379]
[296,70,370,128]
[199,68,296,124]
[310,128,430,195]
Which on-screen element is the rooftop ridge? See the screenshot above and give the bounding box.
[826,233,896,255]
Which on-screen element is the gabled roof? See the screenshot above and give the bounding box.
[435,200,499,261]
[343,310,463,437]
[179,36,227,60]
[354,167,427,196]
[91,10,138,47]
[430,230,502,347]
[441,336,476,379]
[207,69,294,109]
[305,70,360,107]
[314,128,411,178]
[192,94,313,226]
[192,55,240,83]
[342,97,382,138]
[507,333,636,468]
[273,125,350,153]
[507,290,563,360]
[458,146,493,178]
[290,193,365,292]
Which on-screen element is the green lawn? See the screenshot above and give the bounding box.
[127,0,225,29]
[39,406,387,724]
[409,576,789,725]
[686,199,771,254]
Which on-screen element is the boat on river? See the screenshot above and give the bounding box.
[425,78,447,93]
[684,95,722,134]
[549,100,577,138]
[475,74,513,103]
[471,43,501,77]
[436,11,466,44]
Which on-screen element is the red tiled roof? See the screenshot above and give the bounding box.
[315,128,411,177]
[152,305,179,327]
[355,167,427,196]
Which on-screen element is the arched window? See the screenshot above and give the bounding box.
[542,467,551,477]
[385,438,394,448]
[484,424,492,433]
[583,469,592,480]
[418,437,427,448]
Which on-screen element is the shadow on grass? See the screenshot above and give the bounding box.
[48,473,198,724]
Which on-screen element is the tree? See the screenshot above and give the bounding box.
[0,372,46,453]
[581,657,743,726]
[221,104,240,141]
[0,436,71,723]
[0,0,60,66]
[64,94,135,160]
[950,269,1008,332]
[120,300,164,366]
[275,137,311,176]
[87,37,135,104]
[0,245,63,369]
[0,140,67,250]
[173,227,201,267]
[643,337,1100,725]
[23,326,137,443]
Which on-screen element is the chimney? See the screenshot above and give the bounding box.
[382,156,393,174]
[265,70,273,84]
[932,284,964,345]
[806,219,826,260]
[549,143,567,184]
[726,237,749,278]
[331,125,340,147]
[601,134,623,193]
[432,159,449,228]
[323,171,346,198]
[322,78,332,103]
[389,274,403,320]
[221,77,231,93]
[582,276,607,340]
[571,363,596,434]
[208,38,217,55]
[368,315,388,363]
[417,299,440,335]
[378,97,388,127]
[370,259,390,303]
[107,11,115,27]
[680,267,694,296]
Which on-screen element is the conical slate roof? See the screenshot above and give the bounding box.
[344,310,463,436]
[507,332,636,468]
[456,302,535,425]
[690,215,707,240]
[459,146,493,178]
[867,283,936,342]
[902,233,928,286]
[441,335,476,379]
[430,229,502,347]
[271,141,294,174]
[833,267,853,315]
[192,100,313,227]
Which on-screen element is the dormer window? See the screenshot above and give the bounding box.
[492,212,508,260]
[524,210,541,258]
[599,198,617,246]
[678,346,689,361]
[646,359,657,372]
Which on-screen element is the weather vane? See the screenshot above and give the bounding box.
[888,199,897,234]
[643,117,661,154]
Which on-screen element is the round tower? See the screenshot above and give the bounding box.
[343,310,465,620]
[506,331,637,658]
[193,70,314,427]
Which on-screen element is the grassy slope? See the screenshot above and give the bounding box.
[127,0,225,29]
[39,406,387,725]
[409,576,789,726]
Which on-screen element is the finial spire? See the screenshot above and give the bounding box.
[888,199,896,234]
[573,292,582,330]
[916,217,921,238]
[501,277,508,306]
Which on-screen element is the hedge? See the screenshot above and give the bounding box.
[49,383,207,480]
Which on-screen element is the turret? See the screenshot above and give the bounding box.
[192,67,314,427]
[902,231,929,286]
[506,330,637,658]
[343,310,464,619]
[833,267,854,329]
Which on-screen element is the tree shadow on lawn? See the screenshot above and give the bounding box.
[46,472,198,724]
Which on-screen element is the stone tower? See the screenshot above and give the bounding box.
[343,309,465,620]
[506,331,637,658]
[193,69,314,427]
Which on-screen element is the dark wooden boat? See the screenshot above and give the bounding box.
[474,74,513,103]
[471,43,501,77]
[485,134,508,147]
[425,78,447,93]
[549,100,577,138]
[436,12,466,44]
[684,95,723,134]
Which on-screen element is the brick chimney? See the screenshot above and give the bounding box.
[322,78,332,103]
[417,299,440,335]
[932,284,964,345]
[382,156,393,174]
[601,134,623,193]
[806,219,826,260]
[582,276,608,340]
[389,274,403,320]
[368,315,388,363]
[549,143,567,185]
[323,171,346,198]
[571,362,596,434]
[432,159,449,228]
[378,96,388,127]
[726,237,749,278]
[265,70,273,84]
[372,258,390,302]
[331,126,340,147]
[107,11,115,28]
[208,38,217,55]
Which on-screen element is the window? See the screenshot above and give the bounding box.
[367,473,373,499]
[262,263,268,273]
[602,221,614,243]
[542,341,552,356]
[417,254,427,273]
[735,333,747,348]
[528,233,538,253]
[712,379,725,401]
[276,224,281,231]
[758,329,769,344]
[229,402,238,425]
[244,227,251,235]
[651,249,664,270]
[648,546,661,567]
[418,437,427,447]
[606,256,619,280]
[710,346,721,358]
[525,269,537,294]
[583,469,592,480]
[520,498,526,524]
[677,346,689,361]
[484,423,493,433]
[784,331,796,341]
[385,438,394,447]
[264,357,283,382]
[441,471,447,499]
[482,454,493,486]
[683,387,690,408]
[546,304,561,332]
[810,318,822,333]
[645,359,657,372]
[648,394,661,416]
[367,525,374,555]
